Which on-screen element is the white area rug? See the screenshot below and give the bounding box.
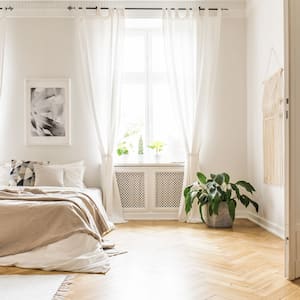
[0,275,73,300]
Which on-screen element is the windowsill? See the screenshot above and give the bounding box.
[114,155,184,167]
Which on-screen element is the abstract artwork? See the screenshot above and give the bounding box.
[25,79,71,145]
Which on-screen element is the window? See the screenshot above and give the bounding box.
[116,18,184,163]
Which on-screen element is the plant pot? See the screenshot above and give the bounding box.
[206,202,233,228]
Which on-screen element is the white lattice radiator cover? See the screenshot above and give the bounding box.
[116,172,145,208]
[115,166,184,219]
[155,172,184,208]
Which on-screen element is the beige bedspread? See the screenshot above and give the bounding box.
[0,188,113,257]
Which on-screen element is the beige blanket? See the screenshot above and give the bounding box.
[0,188,113,257]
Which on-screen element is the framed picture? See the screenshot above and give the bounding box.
[25,78,71,146]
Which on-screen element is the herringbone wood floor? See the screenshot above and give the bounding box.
[1,219,300,299]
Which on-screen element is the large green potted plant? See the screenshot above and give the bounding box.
[184,172,259,228]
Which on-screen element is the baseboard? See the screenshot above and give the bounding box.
[124,210,285,239]
[126,210,250,222]
[123,211,178,220]
[247,212,285,239]
[236,210,249,219]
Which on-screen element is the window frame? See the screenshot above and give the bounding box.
[117,18,184,164]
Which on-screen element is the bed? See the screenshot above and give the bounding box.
[0,161,115,274]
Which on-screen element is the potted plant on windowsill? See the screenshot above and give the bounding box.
[148,141,165,154]
[148,140,165,161]
[184,172,259,228]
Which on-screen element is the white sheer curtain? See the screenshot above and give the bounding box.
[163,9,222,222]
[77,9,125,223]
[0,17,6,97]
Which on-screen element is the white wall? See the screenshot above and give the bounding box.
[200,15,247,216]
[0,18,100,187]
[0,15,247,190]
[201,16,247,182]
[246,0,285,237]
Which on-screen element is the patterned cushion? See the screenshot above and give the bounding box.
[9,160,47,186]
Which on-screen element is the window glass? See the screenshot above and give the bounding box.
[152,34,167,73]
[116,18,184,163]
[152,83,185,162]
[118,83,145,156]
[123,34,145,72]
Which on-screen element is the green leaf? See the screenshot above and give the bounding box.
[197,193,208,205]
[227,200,236,221]
[210,188,218,199]
[249,199,259,213]
[232,199,237,207]
[207,193,213,202]
[197,172,207,184]
[217,186,223,196]
[185,193,194,214]
[214,174,224,185]
[241,195,250,207]
[210,174,216,180]
[239,195,248,207]
[223,173,230,184]
[225,189,232,201]
[236,180,256,194]
[212,195,221,215]
[208,203,213,216]
[230,183,241,199]
[147,141,165,153]
[199,203,206,224]
[183,185,192,198]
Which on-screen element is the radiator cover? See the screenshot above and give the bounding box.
[116,172,145,208]
[155,172,184,208]
[115,165,184,219]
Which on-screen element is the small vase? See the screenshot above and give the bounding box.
[154,152,161,161]
[206,202,233,228]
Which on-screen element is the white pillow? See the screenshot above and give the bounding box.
[0,162,11,186]
[50,161,86,188]
[34,165,64,187]
[64,166,86,188]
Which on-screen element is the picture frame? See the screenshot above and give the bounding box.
[25,78,71,146]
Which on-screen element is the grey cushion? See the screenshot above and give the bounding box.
[34,165,64,187]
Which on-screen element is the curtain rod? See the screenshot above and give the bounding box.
[67,6,229,11]
[0,6,229,11]
[0,7,13,11]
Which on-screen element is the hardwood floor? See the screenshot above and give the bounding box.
[1,219,300,299]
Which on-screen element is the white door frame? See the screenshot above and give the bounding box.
[283,0,292,279]
[285,0,300,280]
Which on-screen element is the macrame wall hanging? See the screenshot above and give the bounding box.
[262,68,284,185]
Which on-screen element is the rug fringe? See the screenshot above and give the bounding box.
[52,275,74,300]
[105,248,128,257]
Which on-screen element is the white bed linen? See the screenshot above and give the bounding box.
[0,233,110,273]
[0,187,114,273]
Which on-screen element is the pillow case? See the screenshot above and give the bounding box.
[0,162,11,186]
[50,161,86,188]
[9,160,48,186]
[64,165,86,188]
[34,165,64,187]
